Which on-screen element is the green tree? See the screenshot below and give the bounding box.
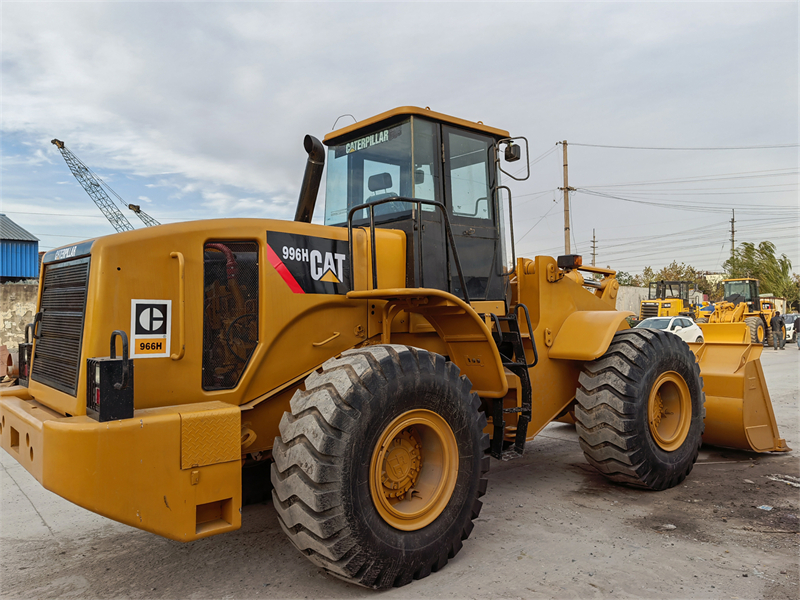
[790,274,800,312]
[722,241,795,302]
[615,271,634,286]
[654,260,697,282]
[629,266,655,287]
[623,261,723,301]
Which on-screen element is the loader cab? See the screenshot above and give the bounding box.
[648,280,690,304]
[322,107,512,302]
[723,278,759,311]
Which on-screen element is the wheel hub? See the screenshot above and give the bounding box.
[369,409,459,531]
[648,371,691,452]
[381,428,422,499]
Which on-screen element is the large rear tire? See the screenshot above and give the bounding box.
[745,316,764,344]
[271,345,489,589]
[575,329,705,491]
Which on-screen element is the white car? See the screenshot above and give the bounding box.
[784,314,797,343]
[634,316,704,343]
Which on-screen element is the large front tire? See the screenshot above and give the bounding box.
[575,329,705,491]
[271,345,489,589]
[745,316,764,344]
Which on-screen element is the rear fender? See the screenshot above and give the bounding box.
[346,288,508,398]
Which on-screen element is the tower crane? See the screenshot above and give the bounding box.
[51,139,160,231]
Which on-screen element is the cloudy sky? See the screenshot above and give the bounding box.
[2,1,797,275]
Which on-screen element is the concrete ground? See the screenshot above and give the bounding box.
[1,348,798,600]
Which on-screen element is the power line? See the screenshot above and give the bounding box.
[516,200,559,243]
[579,168,798,189]
[579,187,797,197]
[568,143,799,151]
[576,189,799,215]
[511,145,559,177]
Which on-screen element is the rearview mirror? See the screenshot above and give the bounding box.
[504,144,521,162]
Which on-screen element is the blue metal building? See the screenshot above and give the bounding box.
[0,214,39,281]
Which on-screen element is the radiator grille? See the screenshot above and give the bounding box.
[640,304,659,319]
[31,257,90,396]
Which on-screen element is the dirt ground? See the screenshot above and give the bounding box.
[1,349,798,600]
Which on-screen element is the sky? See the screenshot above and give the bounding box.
[2,1,798,276]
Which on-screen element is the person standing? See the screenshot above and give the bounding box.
[770,311,786,350]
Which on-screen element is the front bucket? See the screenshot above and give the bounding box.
[690,323,790,453]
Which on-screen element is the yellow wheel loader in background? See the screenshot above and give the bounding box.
[0,107,789,589]
[639,280,698,320]
[705,278,785,345]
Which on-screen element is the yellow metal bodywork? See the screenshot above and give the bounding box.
[0,217,645,542]
[549,310,632,361]
[691,323,788,452]
[512,256,630,439]
[640,298,692,319]
[0,394,242,540]
[708,300,746,324]
[0,105,788,546]
[347,288,509,398]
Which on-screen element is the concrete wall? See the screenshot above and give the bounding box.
[616,286,649,314]
[0,281,38,350]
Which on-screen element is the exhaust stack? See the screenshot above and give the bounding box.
[294,135,325,223]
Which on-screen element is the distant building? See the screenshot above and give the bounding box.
[0,214,39,282]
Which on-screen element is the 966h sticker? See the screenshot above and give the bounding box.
[130,299,172,358]
[267,231,350,295]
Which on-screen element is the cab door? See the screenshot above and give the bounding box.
[442,125,505,301]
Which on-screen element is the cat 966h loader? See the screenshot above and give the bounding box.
[0,107,789,589]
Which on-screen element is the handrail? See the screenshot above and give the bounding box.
[512,303,538,368]
[170,251,185,360]
[494,185,516,276]
[346,197,470,304]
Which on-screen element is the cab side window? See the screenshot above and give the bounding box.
[445,128,492,220]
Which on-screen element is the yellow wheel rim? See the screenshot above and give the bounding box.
[369,409,458,531]
[648,372,692,452]
[757,325,764,341]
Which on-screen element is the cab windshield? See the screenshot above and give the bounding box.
[724,280,757,303]
[324,119,440,225]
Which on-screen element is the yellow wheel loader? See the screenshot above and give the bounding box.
[639,280,698,320]
[706,278,785,345]
[0,107,789,589]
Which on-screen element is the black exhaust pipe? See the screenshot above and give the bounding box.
[294,135,325,223]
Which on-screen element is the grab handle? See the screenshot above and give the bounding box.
[110,330,130,390]
[170,252,186,360]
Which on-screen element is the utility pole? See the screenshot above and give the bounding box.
[591,229,597,267]
[730,209,736,256]
[558,141,575,255]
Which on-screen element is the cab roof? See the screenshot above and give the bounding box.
[323,106,510,146]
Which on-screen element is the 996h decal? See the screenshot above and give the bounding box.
[267,231,350,294]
